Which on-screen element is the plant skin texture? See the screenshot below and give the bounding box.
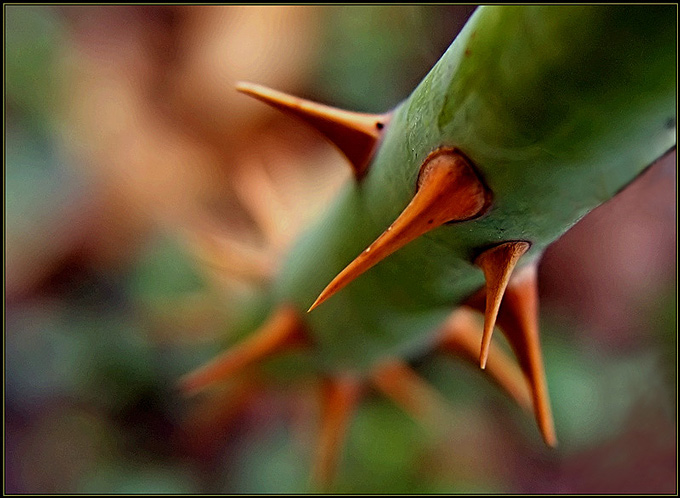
[181,5,676,488]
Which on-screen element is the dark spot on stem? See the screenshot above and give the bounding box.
[665,116,675,129]
[376,122,384,130]
[465,48,471,57]
[428,219,434,224]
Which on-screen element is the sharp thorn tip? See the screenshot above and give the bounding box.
[307,295,325,313]
[232,81,388,179]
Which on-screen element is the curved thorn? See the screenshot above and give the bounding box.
[179,306,311,394]
[312,375,362,490]
[236,81,389,179]
[437,308,532,413]
[475,241,531,369]
[468,265,557,447]
[371,358,450,428]
[496,264,557,447]
[308,149,490,312]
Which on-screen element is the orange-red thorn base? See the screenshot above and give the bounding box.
[474,241,530,369]
[308,148,490,312]
[236,81,389,179]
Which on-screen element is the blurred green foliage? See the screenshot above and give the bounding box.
[5,6,61,135]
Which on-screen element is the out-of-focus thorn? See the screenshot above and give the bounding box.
[179,306,311,394]
[467,264,557,447]
[308,148,490,312]
[182,223,277,283]
[236,81,389,179]
[312,374,362,490]
[232,156,295,252]
[475,241,531,369]
[370,358,450,428]
[437,308,532,413]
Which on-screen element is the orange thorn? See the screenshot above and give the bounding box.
[312,375,362,489]
[468,264,557,447]
[308,148,490,312]
[497,264,557,447]
[179,306,311,394]
[370,359,450,427]
[474,241,530,369]
[236,81,389,179]
[437,308,532,413]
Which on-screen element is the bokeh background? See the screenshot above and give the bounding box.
[5,6,676,493]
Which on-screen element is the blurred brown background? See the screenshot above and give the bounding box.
[5,6,676,493]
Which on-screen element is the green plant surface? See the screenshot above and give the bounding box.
[266,6,675,371]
